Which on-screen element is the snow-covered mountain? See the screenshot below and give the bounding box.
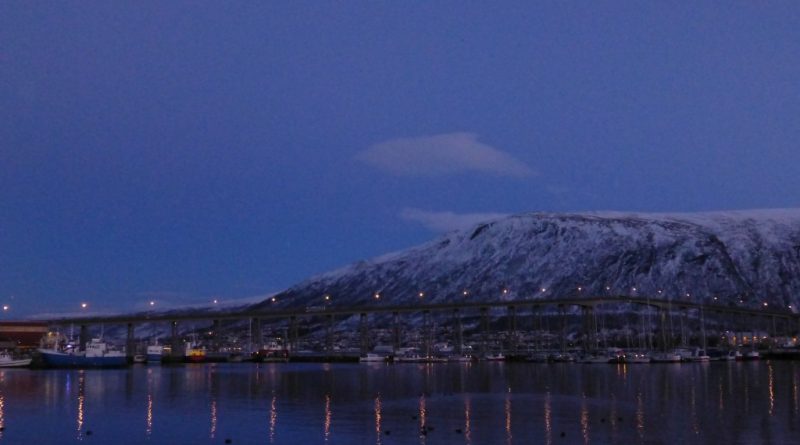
[255,210,800,311]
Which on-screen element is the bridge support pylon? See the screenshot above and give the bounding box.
[453,309,463,356]
[126,323,135,358]
[359,313,369,356]
[251,318,262,353]
[170,320,181,359]
[480,307,489,357]
[392,312,401,355]
[507,305,517,355]
[79,325,88,351]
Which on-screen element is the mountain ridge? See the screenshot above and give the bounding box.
[255,209,800,312]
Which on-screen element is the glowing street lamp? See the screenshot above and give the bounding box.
[463,290,469,297]
[540,288,547,293]
[271,297,277,303]
[2,305,8,312]
[324,294,331,302]
[374,293,380,300]
[80,302,88,309]
[213,299,219,304]
[418,291,425,298]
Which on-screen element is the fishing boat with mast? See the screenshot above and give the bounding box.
[37,338,128,368]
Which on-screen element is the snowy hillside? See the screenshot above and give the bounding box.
[254,210,800,312]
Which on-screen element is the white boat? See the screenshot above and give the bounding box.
[396,353,427,363]
[483,352,506,361]
[448,354,473,362]
[146,343,164,363]
[690,349,711,362]
[359,353,386,363]
[721,350,738,361]
[0,351,31,368]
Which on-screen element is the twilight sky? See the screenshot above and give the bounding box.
[2,3,800,316]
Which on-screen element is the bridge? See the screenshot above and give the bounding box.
[41,295,800,359]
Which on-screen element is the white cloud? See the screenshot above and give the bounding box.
[356,132,534,177]
[400,208,509,232]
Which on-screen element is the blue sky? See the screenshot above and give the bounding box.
[2,2,800,316]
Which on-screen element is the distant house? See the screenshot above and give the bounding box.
[0,321,49,351]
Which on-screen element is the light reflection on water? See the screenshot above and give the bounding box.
[0,362,795,443]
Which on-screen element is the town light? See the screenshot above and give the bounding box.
[419,292,424,298]
[374,293,380,300]
[149,301,155,306]
[2,305,8,311]
[81,302,88,309]
[271,297,277,303]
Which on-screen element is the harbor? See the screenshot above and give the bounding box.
[3,293,800,369]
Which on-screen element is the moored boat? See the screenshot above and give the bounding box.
[578,354,611,364]
[651,352,681,363]
[483,352,506,361]
[0,351,32,368]
[359,353,387,363]
[742,350,760,361]
[38,338,127,368]
[146,344,164,363]
[185,342,207,363]
[626,352,651,363]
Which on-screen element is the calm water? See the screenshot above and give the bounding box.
[0,361,797,444]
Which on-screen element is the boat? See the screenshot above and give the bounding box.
[550,352,576,362]
[38,338,128,368]
[578,354,611,364]
[448,354,473,363]
[0,351,32,368]
[359,353,387,363]
[742,350,760,361]
[184,341,206,363]
[525,352,550,363]
[146,343,164,363]
[251,340,290,363]
[690,349,711,362]
[651,352,681,363]
[626,352,651,363]
[133,354,146,363]
[483,352,506,361]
